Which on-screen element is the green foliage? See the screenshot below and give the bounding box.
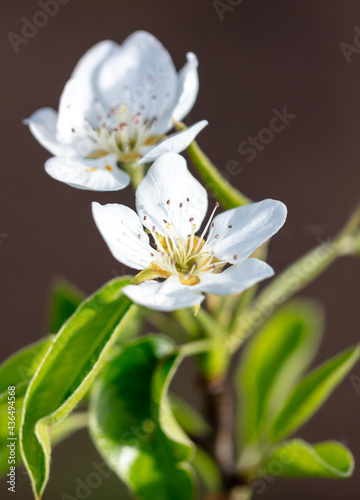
[236,300,323,468]
[89,336,195,500]
[192,447,222,494]
[169,393,211,438]
[0,337,53,395]
[261,439,354,478]
[0,338,52,476]
[20,277,134,499]
[47,279,84,333]
[236,299,359,481]
[270,344,360,442]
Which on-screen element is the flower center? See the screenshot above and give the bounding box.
[135,202,235,287]
[81,94,170,163]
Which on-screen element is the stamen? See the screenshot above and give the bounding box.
[194,203,220,253]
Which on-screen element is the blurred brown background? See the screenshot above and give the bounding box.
[1,0,360,498]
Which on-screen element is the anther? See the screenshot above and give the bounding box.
[187,197,190,202]
[216,202,220,207]
[228,225,232,229]
[179,202,183,208]
[143,215,147,220]
[189,217,194,222]
[166,200,170,205]
[215,234,219,239]
[163,219,168,224]
[138,234,141,239]
[233,254,237,260]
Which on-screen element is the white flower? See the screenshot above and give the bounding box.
[25,31,207,191]
[92,153,287,312]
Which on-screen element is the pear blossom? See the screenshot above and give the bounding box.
[92,153,287,311]
[25,31,207,191]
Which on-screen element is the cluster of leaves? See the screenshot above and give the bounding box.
[0,278,358,500]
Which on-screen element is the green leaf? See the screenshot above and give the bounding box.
[261,439,354,478]
[0,338,53,477]
[0,337,88,478]
[236,300,323,460]
[20,277,135,499]
[270,344,360,442]
[47,279,85,333]
[0,337,53,396]
[89,336,195,500]
[192,447,222,494]
[170,393,211,438]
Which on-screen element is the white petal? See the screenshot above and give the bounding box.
[96,31,178,133]
[92,202,154,271]
[172,52,199,122]
[57,41,119,143]
[137,120,208,165]
[135,152,208,239]
[24,108,69,156]
[71,40,118,80]
[123,277,204,311]
[56,78,98,144]
[207,199,287,264]
[193,259,274,295]
[45,154,130,191]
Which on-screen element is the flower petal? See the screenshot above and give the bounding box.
[137,120,208,165]
[24,108,69,156]
[57,41,119,143]
[123,276,204,311]
[136,152,208,239]
[207,199,287,264]
[172,52,199,122]
[71,40,118,81]
[45,154,130,191]
[92,202,154,270]
[97,31,178,133]
[193,259,274,295]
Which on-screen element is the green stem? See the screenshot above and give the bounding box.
[147,311,186,342]
[122,161,145,190]
[172,308,200,339]
[228,203,360,353]
[176,122,251,209]
[179,339,216,357]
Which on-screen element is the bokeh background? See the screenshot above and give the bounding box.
[1,0,360,498]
